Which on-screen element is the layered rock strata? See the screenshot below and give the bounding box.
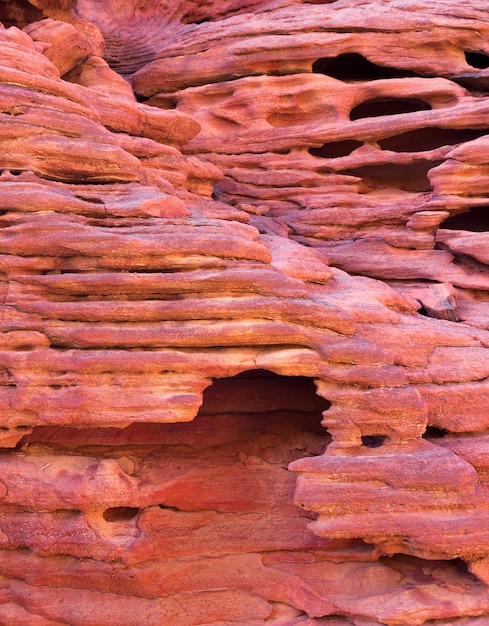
[2,0,489,624]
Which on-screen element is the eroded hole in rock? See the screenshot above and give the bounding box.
[75,196,104,205]
[361,435,387,448]
[158,504,183,512]
[340,160,441,192]
[199,370,331,421]
[380,554,482,585]
[0,0,44,28]
[378,127,488,152]
[465,51,489,69]
[423,426,450,439]
[21,370,332,556]
[312,53,421,81]
[440,206,489,231]
[417,303,458,322]
[309,139,363,158]
[103,507,140,522]
[350,98,431,121]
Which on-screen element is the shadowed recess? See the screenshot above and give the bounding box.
[180,0,264,24]
[309,140,363,158]
[340,160,442,192]
[378,127,488,152]
[380,554,482,585]
[361,435,387,448]
[103,507,140,522]
[423,425,450,439]
[439,206,489,231]
[350,98,431,121]
[199,369,331,416]
[465,51,489,69]
[19,371,333,558]
[0,0,44,28]
[312,53,421,81]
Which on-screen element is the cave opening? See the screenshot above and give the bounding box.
[339,160,442,192]
[465,50,489,70]
[147,369,333,546]
[378,127,488,153]
[103,506,140,522]
[361,435,387,448]
[19,369,332,554]
[312,52,421,81]
[309,139,363,159]
[380,554,482,586]
[198,369,331,422]
[439,206,489,231]
[0,0,44,28]
[350,97,431,121]
[423,425,450,439]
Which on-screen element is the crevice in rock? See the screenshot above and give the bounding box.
[339,160,442,192]
[350,97,431,121]
[146,94,178,109]
[423,425,450,439]
[199,369,331,419]
[378,127,488,153]
[158,504,184,512]
[19,370,332,544]
[417,302,459,322]
[309,139,363,159]
[103,506,140,522]
[439,206,489,231]
[0,0,44,28]
[465,51,489,70]
[361,435,387,448]
[312,52,422,81]
[380,554,482,586]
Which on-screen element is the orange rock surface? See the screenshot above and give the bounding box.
[2,0,489,624]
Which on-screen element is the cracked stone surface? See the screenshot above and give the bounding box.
[2,0,489,624]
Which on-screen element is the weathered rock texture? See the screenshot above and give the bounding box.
[2,0,489,624]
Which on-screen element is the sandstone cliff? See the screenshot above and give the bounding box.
[2,1,489,624]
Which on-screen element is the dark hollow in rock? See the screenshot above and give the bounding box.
[440,206,489,232]
[340,160,442,192]
[309,139,363,158]
[21,371,333,558]
[361,435,387,448]
[378,127,488,152]
[0,0,44,28]
[380,554,482,585]
[350,98,431,121]
[417,302,458,323]
[312,53,421,81]
[465,51,489,70]
[103,507,140,522]
[199,369,331,416]
[422,426,450,439]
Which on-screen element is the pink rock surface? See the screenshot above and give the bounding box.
[2,1,489,624]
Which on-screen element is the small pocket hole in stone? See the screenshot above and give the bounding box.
[465,51,489,69]
[361,435,387,448]
[103,507,140,522]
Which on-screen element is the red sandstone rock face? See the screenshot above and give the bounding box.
[2,1,489,624]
